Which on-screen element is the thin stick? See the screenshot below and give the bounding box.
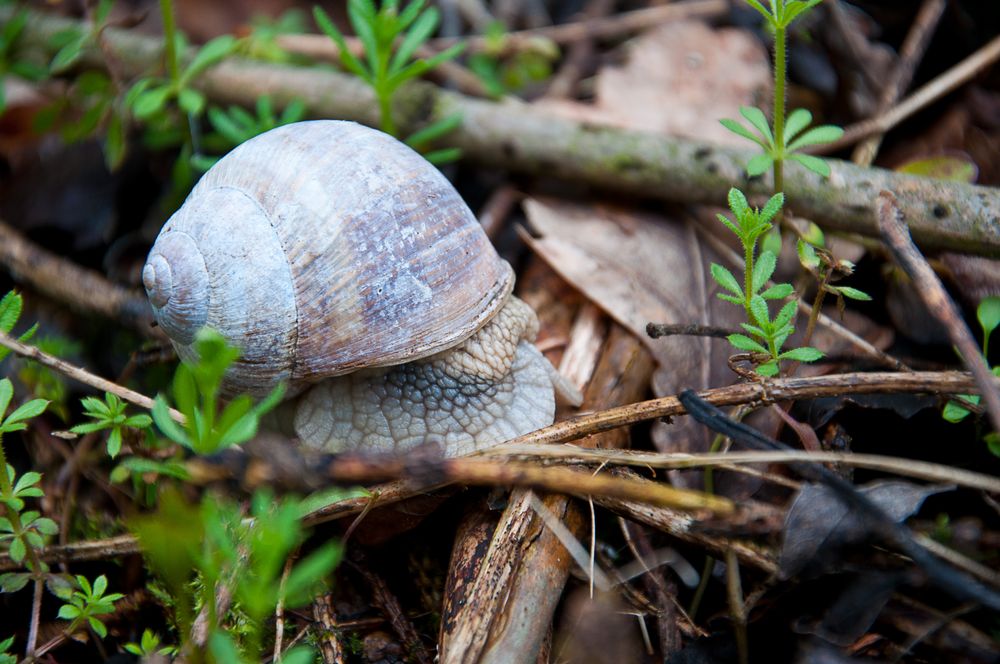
[822,34,1000,154]
[0,331,185,425]
[0,220,157,337]
[851,0,947,166]
[876,192,1000,435]
[483,445,1000,494]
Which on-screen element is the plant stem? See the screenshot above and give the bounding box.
[159,0,180,84]
[743,241,755,323]
[772,23,787,198]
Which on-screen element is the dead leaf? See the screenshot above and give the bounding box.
[536,20,771,145]
[779,480,954,579]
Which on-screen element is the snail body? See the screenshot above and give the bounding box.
[143,120,574,456]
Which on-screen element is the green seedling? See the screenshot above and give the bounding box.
[0,7,49,115]
[124,629,177,658]
[71,392,153,458]
[56,574,124,639]
[194,95,307,171]
[467,21,558,97]
[130,489,341,661]
[710,188,822,376]
[720,1,842,192]
[151,328,284,455]
[314,0,465,163]
[943,297,1000,456]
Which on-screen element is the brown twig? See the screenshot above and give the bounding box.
[429,0,727,53]
[851,0,947,166]
[0,331,185,425]
[646,322,735,339]
[16,8,1000,257]
[0,219,158,338]
[311,593,346,664]
[820,34,1000,155]
[876,192,1000,435]
[349,556,433,664]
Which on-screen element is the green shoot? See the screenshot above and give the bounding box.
[719,1,842,192]
[943,296,1000,458]
[151,328,285,455]
[313,0,465,162]
[124,629,177,657]
[70,392,153,458]
[194,96,307,171]
[56,574,124,639]
[710,188,822,375]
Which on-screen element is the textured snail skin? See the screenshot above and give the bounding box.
[144,120,569,456]
[293,297,555,456]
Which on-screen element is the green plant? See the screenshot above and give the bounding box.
[235,9,310,64]
[314,0,465,163]
[130,488,342,661]
[47,0,114,74]
[710,189,822,376]
[194,95,307,171]
[0,6,49,115]
[0,290,38,363]
[0,635,15,664]
[124,629,178,657]
[943,296,1000,455]
[70,392,153,458]
[467,21,558,97]
[0,379,51,581]
[151,328,284,455]
[720,0,842,189]
[57,574,124,639]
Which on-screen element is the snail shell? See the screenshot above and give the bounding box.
[143,120,513,396]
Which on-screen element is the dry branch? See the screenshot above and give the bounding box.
[14,8,1000,256]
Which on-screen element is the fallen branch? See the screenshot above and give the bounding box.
[14,8,1000,256]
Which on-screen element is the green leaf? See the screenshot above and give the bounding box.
[8,538,25,564]
[710,263,743,297]
[422,147,462,165]
[32,517,58,536]
[719,118,768,148]
[103,110,127,171]
[942,396,976,423]
[727,188,749,220]
[738,106,773,145]
[4,399,48,427]
[756,361,779,376]
[13,471,41,495]
[313,7,368,78]
[746,153,774,177]
[152,396,188,447]
[0,291,23,335]
[751,251,777,294]
[727,334,768,353]
[405,113,462,148]
[715,213,741,238]
[828,286,872,301]
[0,380,12,418]
[773,299,798,330]
[783,108,812,144]
[131,86,171,120]
[1,571,30,593]
[69,421,107,435]
[796,238,820,270]
[985,433,1000,457]
[421,41,466,71]
[759,193,784,225]
[50,35,86,73]
[749,295,770,330]
[787,124,844,151]
[184,35,237,82]
[779,346,824,362]
[282,542,341,605]
[88,617,108,639]
[977,297,1000,339]
[106,428,122,458]
[788,152,831,177]
[177,87,206,116]
[57,604,81,620]
[744,0,773,21]
[391,6,439,73]
[124,414,152,429]
[760,283,793,300]
[208,632,242,663]
[280,645,318,664]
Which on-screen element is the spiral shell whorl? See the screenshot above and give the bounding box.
[144,120,512,397]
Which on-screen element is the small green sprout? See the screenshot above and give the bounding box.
[710,188,822,376]
[151,328,285,455]
[721,106,843,178]
[70,392,153,458]
[57,574,124,639]
[943,297,1000,456]
[124,629,177,657]
[314,0,465,163]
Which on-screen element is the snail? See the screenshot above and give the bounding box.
[142,120,578,456]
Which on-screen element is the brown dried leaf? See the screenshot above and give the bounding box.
[536,20,771,145]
